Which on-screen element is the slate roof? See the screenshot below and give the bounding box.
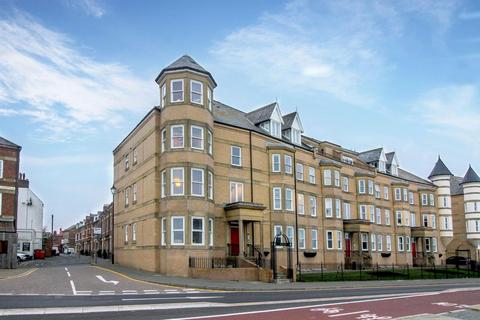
[461,166,480,184]
[428,157,453,179]
[385,152,395,165]
[450,176,464,196]
[282,112,297,130]
[245,102,277,125]
[213,100,262,133]
[358,148,383,164]
[0,136,20,149]
[398,168,432,185]
[155,55,216,86]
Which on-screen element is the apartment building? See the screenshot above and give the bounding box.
[427,158,480,261]
[0,137,21,268]
[113,55,451,279]
[17,174,44,258]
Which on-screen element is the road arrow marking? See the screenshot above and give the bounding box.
[96,275,119,285]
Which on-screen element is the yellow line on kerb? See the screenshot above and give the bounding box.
[92,265,223,292]
[0,267,38,281]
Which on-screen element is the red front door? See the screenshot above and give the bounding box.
[230,227,239,256]
[412,242,416,257]
[345,238,351,257]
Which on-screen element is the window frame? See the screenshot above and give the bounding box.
[170,167,185,196]
[323,169,332,186]
[297,193,305,215]
[208,171,214,200]
[229,181,244,203]
[161,218,167,246]
[171,125,185,149]
[190,125,204,150]
[231,146,242,167]
[273,187,282,210]
[170,79,184,103]
[272,154,281,172]
[326,230,334,250]
[285,188,294,211]
[296,163,304,181]
[161,170,166,198]
[284,155,293,174]
[191,216,205,246]
[171,216,185,246]
[325,198,333,218]
[311,229,318,250]
[191,168,205,197]
[161,129,167,152]
[310,196,317,217]
[309,167,316,184]
[190,80,203,105]
[298,228,306,249]
[208,218,214,246]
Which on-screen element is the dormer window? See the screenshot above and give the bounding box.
[391,164,398,176]
[292,128,301,145]
[378,160,386,173]
[171,79,184,103]
[271,120,281,138]
[190,80,203,105]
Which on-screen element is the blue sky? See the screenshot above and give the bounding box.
[1,0,480,229]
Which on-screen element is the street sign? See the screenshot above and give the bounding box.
[93,227,102,235]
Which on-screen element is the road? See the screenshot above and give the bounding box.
[0,255,479,319]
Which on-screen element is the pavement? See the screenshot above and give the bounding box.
[95,257,480,291]
[1,255,480,319]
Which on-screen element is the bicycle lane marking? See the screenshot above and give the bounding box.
[179,288,480,320]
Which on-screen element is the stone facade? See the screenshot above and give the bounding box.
[112,55,452,279]
[0,137,21,268]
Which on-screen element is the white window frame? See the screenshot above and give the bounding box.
[398,236,404,252]
[171,216,185,245]
[325,198,333,217]
[191,168,205,197]
[361,233,368,251]
[190,125,204,150]
[125,188,129,207]
[160,83,166,108]
[421,194,428,206]
[171,167,185,196]
[170,79,184,103]
[272,154,281,172]
[284,155,292,174]
[133,148,138,164]
[0,160,3,179]
[385,209,391,226]
[432,237,437,252]
[297,193,305,215]
[342,176,349,192]
[377,234,383,251]
[334,170,340,187]
[384,186,389,200]
[191,216,205,245]
[310,196,317,217]
[161,218,167,246]
[409,192,414,205]
[208,171,214,200]
[326,230,333,250]
[395,188,402,201]
[406,236,411,252]
[298,228,306,249]
[190,80,203,105]
[323,169,332,186]
[376,207,382,225]
[359,205,367,220]
[335,199,341,218]
[343,202,351,219]
[358,180,366,194]
[396,210,402,226]
[429,194,435,206]
[208,218,214,246]
[161,129,167,152]
[132,223,137,242]
[374,184,380,198]
[296,163,304,181]
[133,183,137,203]
[171,125,184,149]
[207,130,213,155]
[286,226,294,249]
[368,180,374,195]
[0,192,2,215]
[207,87,213,111]
[369,205,375,223]
[311,229,318,250]
[371,234,376,251]
[273,187,282,210]
[309,167,316,184]
[161,170,166,198]
[230,181,244,203]
[337,230,343,250]
[274,225,283,238]
[231,146,242,166]
[285,188,294,211]
[386,235,392,252]
[431,214,436,229]
[124,224,129,243]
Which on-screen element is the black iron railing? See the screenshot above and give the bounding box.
[189,256,238,269]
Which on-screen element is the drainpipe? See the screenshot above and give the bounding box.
[293,150,299,272]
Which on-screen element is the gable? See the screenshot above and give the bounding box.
[270,103,284,124]
[291,113,304,132]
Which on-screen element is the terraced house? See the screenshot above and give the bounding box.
[113,55,458,280]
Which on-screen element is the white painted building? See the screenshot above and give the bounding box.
[16,177,44,257]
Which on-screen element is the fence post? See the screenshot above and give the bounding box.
[376,263,379,281]
[298,263,302,282]
[433,263,436,279]
[392,263,395,280]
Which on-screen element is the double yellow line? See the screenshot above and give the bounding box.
[0,268,38,281]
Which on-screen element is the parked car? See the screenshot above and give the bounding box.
[446,256,475,265]
[16,252,28,263]
[34,249,45,260]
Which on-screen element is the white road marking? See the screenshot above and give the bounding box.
[98,291,115,295]
[76,291,92,296]
[122,296,223,301]
[96,275,119,285]
[69,280,77,296]
[165,289,179,292]
[143,290,160,292]
[67,272,71,277]
[329,310,369,317]
[0,303,226,316]
[64,267,68,272]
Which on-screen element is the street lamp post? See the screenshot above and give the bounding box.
[110,185,116,264]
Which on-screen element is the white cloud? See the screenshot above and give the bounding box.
[0,12,154,141]
[64,0,106,18]
[210,0,461,107]
[414,84,480,146]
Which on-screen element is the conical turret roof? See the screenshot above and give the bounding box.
[428,156,453,179]
[461,165,480,184]
[155,55,216,86]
